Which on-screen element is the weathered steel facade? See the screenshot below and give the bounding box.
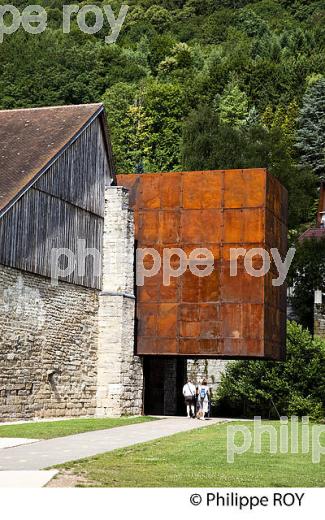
[118,169,288,361]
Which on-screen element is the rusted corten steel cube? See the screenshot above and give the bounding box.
[117,169,288,361]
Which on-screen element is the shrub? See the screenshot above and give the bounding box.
[213,321,325,421]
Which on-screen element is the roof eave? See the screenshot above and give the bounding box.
[0,104,113,219]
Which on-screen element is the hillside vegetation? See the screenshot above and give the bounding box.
[0,1,324,231]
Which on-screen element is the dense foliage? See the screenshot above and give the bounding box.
[296,78,325,180]
[289,237,325,330]
[0,0,323,231]
[214,321,325,420]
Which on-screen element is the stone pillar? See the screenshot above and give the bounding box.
[96,186,143,417]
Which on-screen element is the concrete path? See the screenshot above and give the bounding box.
[0,438,39,449]
[0,470,58,488]
[0,417,226,471]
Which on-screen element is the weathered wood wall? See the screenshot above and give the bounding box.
[35,118,110,217]
[0,117,112,289]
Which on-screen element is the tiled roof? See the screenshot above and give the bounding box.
[299,227,325,241]
[299,182,325,241]
[0,103,104,215]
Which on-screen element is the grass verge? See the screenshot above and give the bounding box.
[54,421,325,487]
[0,416,156,439]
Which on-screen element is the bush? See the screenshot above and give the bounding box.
[213,321,325,421]
[287,393,323,421]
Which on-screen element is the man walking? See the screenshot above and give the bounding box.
[182,378,196,418]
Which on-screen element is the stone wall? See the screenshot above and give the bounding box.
[96,186,143,417]
[314,303,325,339]
[0,265,99,421]
[187,359,228,395]
[0,186,143,422]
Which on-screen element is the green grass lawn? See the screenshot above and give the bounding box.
[0,416,156,439]
[55,421,325,487]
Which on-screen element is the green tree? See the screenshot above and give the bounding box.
[214,321,325,420]
[158,43,204,81]
[103,79,187,173]
[144,80,187,171]
[236,7,270,38]
[216,79,250,127]
[102,83,153,173]
[182,105,316,228]
[202,9,235,44]
[296,78,325,179]
[144,5,172,32]
[148,34,177,72]
[262,100,299,155]
[158,43,194,75]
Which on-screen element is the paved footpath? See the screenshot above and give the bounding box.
[0,417,228,471]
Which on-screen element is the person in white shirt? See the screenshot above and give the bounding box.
[197,379,210,420]
[182,379,196,418]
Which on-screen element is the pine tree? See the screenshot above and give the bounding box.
[246,106,259,127]
[296,78,325,179]
[262,101,299,155]
[216,79,249,128]
[261,105,274,129]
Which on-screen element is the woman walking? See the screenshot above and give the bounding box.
[197,379,210,420]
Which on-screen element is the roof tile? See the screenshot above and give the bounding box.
[0,103,103,214]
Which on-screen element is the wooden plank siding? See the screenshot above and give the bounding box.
[35,117,110,217]
[0,116,112,289]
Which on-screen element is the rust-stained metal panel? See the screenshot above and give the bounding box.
[118,169,288,360]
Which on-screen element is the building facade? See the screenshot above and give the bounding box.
[0,104,287,421]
